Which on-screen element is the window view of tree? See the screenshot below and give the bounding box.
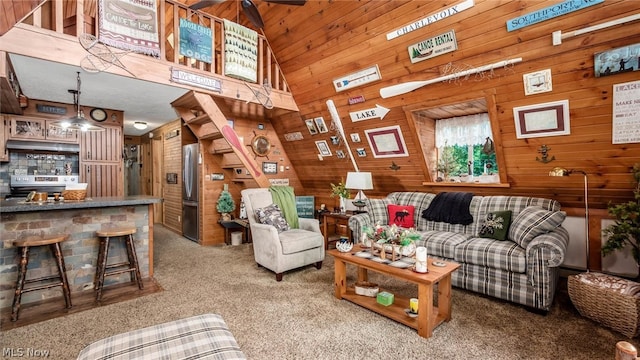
[437,144,498,177]
[434,113,498,182]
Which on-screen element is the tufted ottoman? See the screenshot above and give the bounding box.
[76,314,246,359]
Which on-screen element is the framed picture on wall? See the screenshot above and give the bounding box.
[364,125,409,158]
[315,140,332,156]
[513,100,570,139]
[594,43,640,78]
[305,119,318,135]
[314,117,329,133]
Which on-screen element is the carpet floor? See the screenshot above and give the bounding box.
[1,224,638,359]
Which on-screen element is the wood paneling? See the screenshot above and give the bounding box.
[162,121,182,233]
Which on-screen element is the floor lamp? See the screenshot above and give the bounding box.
[549,167,589,272]
[345,172,373,214]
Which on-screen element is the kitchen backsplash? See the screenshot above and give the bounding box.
[0,152,80,194]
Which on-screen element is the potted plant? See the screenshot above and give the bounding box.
[602,163,640,280]
[330,178,350,213]
[216,184,236,221]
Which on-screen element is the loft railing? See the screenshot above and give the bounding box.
[18,0,290,93]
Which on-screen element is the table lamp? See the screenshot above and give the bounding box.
[345,171,373,214]
[549,167,589,271]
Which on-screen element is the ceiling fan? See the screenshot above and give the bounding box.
[189,0,306,29]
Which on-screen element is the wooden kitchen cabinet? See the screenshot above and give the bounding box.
[8,117,45,140]
[45,120,78,142]
[80,125,121,162]
[7,117,78,143]
[81,163,123,197]
[79,125,123,197]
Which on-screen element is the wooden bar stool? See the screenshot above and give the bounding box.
[94,227,144,301]
[11,234,72,322]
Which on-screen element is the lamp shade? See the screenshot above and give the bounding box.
[345,172,373,190]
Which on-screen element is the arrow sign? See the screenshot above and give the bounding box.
[349,104,390,122]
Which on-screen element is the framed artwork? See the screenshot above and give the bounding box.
[262,161,278,174]
[364,125,409,158]
[330,135,340,145]
[314,117,329,133]
[513,100,570,139]
[315,140,332,156]
[523,69,552,95]
[594,43,639,78]
[356,148,367,157]
[305,119,318,135]
[336,150,346,158]
[350,133,361,142]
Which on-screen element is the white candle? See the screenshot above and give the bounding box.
[416,247,427,261]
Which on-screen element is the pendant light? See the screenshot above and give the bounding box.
[53,72,104,132]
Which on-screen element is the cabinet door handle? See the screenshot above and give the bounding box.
[87,151,91,160]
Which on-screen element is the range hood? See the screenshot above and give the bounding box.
[6,140,80,153]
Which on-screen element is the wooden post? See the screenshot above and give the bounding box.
[616,341,638,360]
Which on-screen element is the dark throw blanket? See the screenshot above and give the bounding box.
[421,192,474,225]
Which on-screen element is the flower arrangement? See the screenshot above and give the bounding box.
[362,222,420,246]
[330,179,350,199]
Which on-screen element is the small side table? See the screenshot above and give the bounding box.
[321,212,353,250]
[219,219,252,245]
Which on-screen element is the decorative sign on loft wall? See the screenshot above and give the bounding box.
[506,0,604,32]
[408,30,458,64]
[223,19,257,83]
[612,80,640,144]
[386,0,474,41]
[179,18,212,64]
[98,0,160,57]
[333,65,381,92]
[594,43,640,78]
[170,68,221,93]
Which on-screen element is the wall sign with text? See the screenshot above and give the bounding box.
[506,0,604,32]
[333,65,381,92]
[408,30,458,64]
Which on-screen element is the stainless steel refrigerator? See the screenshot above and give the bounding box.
[182,143,199,242]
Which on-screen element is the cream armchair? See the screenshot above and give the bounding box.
[241,188,324,281]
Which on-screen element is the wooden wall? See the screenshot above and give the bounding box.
[155,120,182,233]
[139,116,303,245]
[233,0,640,212]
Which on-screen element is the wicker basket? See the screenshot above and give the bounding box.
[568,273,640,338]
[62,189,87,201]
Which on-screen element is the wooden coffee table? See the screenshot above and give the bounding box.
[329,245,460,338]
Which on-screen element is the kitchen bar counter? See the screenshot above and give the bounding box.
[0,196,162,311]
[0,195,161,213]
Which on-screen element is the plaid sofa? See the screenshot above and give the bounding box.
[348,192,569,311]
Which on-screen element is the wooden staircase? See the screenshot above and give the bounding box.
[171,91,270,188]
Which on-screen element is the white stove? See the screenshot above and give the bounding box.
[8,175,79,199]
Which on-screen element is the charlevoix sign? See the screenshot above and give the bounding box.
[386,0,473,41]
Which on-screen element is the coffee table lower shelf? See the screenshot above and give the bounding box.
[329,245,459,338]
[342,287,446,330]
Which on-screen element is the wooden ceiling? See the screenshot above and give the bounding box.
[2,0,640,212]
